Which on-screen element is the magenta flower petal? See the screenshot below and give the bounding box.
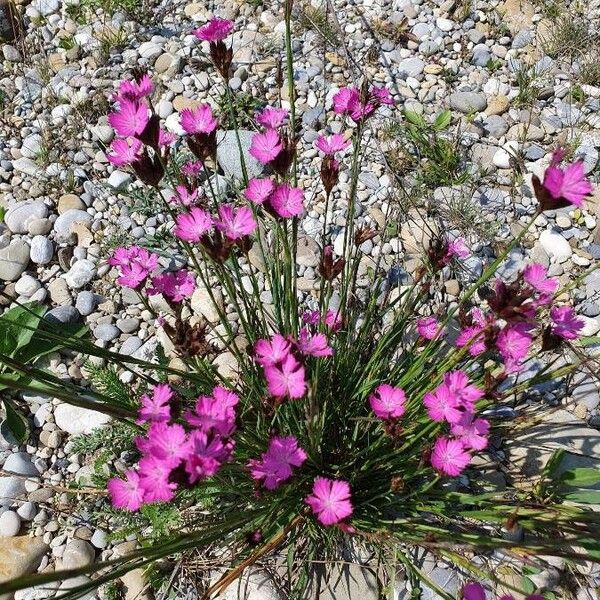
[305,477,353,526]
[249,129,283,164]
[430,436,471,476]
[194,17,234,42]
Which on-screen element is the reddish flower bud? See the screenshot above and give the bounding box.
[318,245,345,281]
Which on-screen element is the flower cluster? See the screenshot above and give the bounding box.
[332,85,394,123]
[244,178,305,219]
[108,384,238,510]
[463,582,543,600]
[248,435,307,490]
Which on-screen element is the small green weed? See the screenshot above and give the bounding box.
[298,4,340,47]
[217,89,264,129]
[542,14,595,59]
[58,35,76,50]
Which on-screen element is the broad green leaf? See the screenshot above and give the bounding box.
[0,303,46,358]
[404,110,425,127]
[543,449,565,480]
[561,468,600,488]
[1,399,28,444]
[563,490,600,504]
[433,110,452,130]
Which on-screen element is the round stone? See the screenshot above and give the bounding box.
[93,324,120,342]
[29,236,54,264]
[3,452,39,477]
[61,539,95,569]
[0,511,22,537]
[54,404,110,435]
[0,240,30,282]
[14,274,41,297]
[5,201,48,234]
[64,259,96,289]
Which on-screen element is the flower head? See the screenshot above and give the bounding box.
[256,106,288,129]
[550,306,584,340]
[332,87,361,114]
[180,104,218,135]
[118,74,154,101]
[496,323,532,372]
[370,85,395,106]
[450,415,490,451]
[523,263,559,296]
[182,160,204,176]
[431,436,471,476]
[136,422,191,467]
[315,134,350,155]
[170,185,199,207]
[148,270,196,302]
[369,384,406,420]
[158,129,176,147]
[269,184,304,218]
[138,456,177,503]
[443,371,484,408]
[185,430,234,483]
[108,98,149,137]
[174,207,213,242]
[417,317,441,340]
[108,246,158,289]
[107,138,143,166]
[108,469,145,511]
[462,582,486,600]
[264,353,307,399]
[194,17,234,42]
[542,152,593,208]
[248,436,307,490]
[137,383,173,425]
[244,178,275,205]
[215,205,257,240]
[446,238,470,260]
[186,386,239,436]
[255,334,292,367]
[249,129,283,164]
[423,384,464,424]
[305,477,353,526]
[297,328,333,358]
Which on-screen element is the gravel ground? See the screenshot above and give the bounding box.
[1,0,600,597]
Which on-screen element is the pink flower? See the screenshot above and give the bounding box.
[332,87,361,114]
[158,129,177,147]
[248,435,307,490]
[423,384,463,424]
[108,98,149,137]
[186,387,239,436]
[297,328,333,358]
[180,104,218,135]
[244,178,275,205]
[136,422,190,467]
[550,306,584,340]
[118,264,150,289]
[138,456,177,503]
[314,134,350,155]
[255,334,292,366]
[118,74,154,100]
[182,160,204,176]
[256,106,288,129]
[108,469,145,511]
[431,436,471,476]
[107,138,143,166]
[542,154,593,208]
[369,384,406,420]
[148,270,196,302]
[456,325,486,356]
[302,310,321,326]
[305,477,353,526]
[324,310,342,332]
[523,263,558,296]
[194,17,234,42]
[249,129,283,164]
[108,246,158,289]
[370,85,395,105]
[269,184,304,218]
[174,207,213,242]
[496,324,532,369]
[446,238,469,260]
[417,317,440,340]
[462,582,486,600]
[264,353,307,399]
[450,415,490,451]
[185,430,234,483]
[170,185,199,207]
[137,383,173,424]
[215,205,257,240]
[443,371,484,407]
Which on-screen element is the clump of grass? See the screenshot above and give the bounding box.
[542,14,595,59]
[580,51,600,86]
[370,16,417,46]
[297,4,340,47]
[442,192,500,242]
[97,25,129,60]
[217,89,264,129]
[513,65,539,107]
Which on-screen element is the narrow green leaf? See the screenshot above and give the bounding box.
[580,336,600,347]
[1,399,28,444]
[433,110,452,130]
[563,490,600,504]
[561,468,600,488]
[403,110,425,127]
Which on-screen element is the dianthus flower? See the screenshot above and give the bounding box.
[462,582,543,600]
[117,74,154,100]
[215,205,257,240]
[249,129,283,164]
[135,422,191,467]
[148,270,196,303]
[269,184,304,218]
[297,328,333,358]
[158,129,176,147]
[496,323,533,373]
[194,17,234,42]
[369,384,406,420]
[137,456,177,503]
[108,98,149,138]
[180,104,218,135]
[443,371,484,408]
[255,106,288,129]
[523,263,559,301]
[108,246,158,289]
[169,185,199,207]
[423,384,464,424]
[137,383,173,424]
[417,317,441,340]
[370,85,395,105]
[264,353,307,399]
[107,138,143,166]
[174,208,213,242]
[248,436,307,490]
[254,334,292,367]
[181,160,204,176]
[450,414,490,451]
[185,430,235,483]
[305,477,353,526]
[314,133,350,155]
[456,325,487,356]
[430,436,471,476]
[244,178,275,204]
[542,150,593,208]
[324,310,343,331]
[550,306,584,340]
[446,238,470,260]
[107,469,145,511]
[185,386,239,436]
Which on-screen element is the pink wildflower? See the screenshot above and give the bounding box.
[443,371,484,407]
[462,582,486,600]
[118,264,150,289]
[107,138,143,166]
[137,456,177,503]
[423,384,464,424]
[215,205,257,240]
[523,263,558,295]
[446,238,470,260]
[550,306,584,340]
[136,422,190,467]
[417,317,440,340]
[496,323,532,370]
[542,151,593,208]
[174,207,213,242]
[264,353,307,399]
[430,436,471,476]
[185,430,234,483]
[305,477,353,526]
[370,85,395,105]
[180,104,218,135]
[332,87,361,114]
[248,435,307,490]
[302,310,321,326]
[255,334,292,367]
[186,387,239,436]
[256,106,288,129]
[137,383,173,424]
[369,384,406,420]
[324,310,343,332]
[249,129,283,164]
[118,74,154,100]
[158,129,176,147]
[456,325,486,356]
[170,185,199,207]
[107,469,145,511]
[108,246,158,289]
[314,134,350,155]
[244,178,275,205]
[182,160,204,176]
[269,184,304,218]
[450,415,490,451]
[108,98,149,137]
[194,17,234,42]
[297,328,333,358]
[148,270,196,302]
